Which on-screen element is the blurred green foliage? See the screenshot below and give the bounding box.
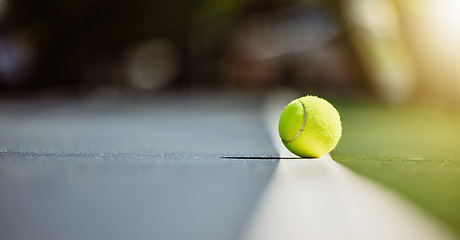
[195,0,247,23]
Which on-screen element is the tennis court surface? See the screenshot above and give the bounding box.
[1,92,459,240]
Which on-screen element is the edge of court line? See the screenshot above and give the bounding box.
[238,89,458,240]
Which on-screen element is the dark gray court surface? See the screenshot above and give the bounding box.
[0,93,279,240]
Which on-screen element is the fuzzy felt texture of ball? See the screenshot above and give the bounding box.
[278,96,342,158]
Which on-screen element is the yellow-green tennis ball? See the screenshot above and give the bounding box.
[278,96,342,158]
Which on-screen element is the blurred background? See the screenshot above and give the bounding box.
[1,0,459,107]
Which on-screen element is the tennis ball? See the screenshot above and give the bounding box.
[278,96,342,158]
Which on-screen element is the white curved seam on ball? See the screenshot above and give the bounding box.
[283,100,306,143]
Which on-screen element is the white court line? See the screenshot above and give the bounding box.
[238,90,458,240]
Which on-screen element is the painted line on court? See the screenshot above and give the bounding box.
[238,90,457,240]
